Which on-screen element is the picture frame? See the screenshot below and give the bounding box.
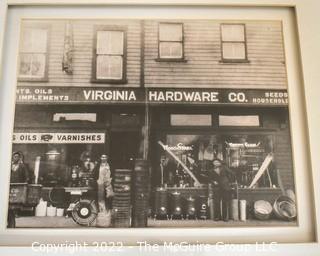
[0,0,319,254]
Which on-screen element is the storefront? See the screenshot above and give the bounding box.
[11,86,294,225]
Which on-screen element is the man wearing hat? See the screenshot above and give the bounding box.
[93,154,114,212]
[10,151,29,183]
[208,158,235,221]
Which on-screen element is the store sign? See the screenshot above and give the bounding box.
[226,142,261,148]
[16,87,289,106]
[162,143,193,151]
[13,133,105,144]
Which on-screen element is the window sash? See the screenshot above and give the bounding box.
[96,31,124,55]
[159,42,183,59]
[20,28,48,53]
[222,42,246,60]
[96,55,123,80]
[221,24,245,42]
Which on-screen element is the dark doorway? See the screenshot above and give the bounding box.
[110,131,140,170]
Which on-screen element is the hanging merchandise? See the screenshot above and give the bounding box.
[62,21,73,74]
[198,142,204,161]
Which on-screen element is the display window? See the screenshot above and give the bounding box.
[12,142,106,187]
[157,133,277,189]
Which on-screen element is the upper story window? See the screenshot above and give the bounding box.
[158,23,184,60]
[93,28,126,83]
[18,26,49,81]
[220,24,247,62]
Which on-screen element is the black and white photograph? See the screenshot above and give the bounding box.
[7,18,298,229]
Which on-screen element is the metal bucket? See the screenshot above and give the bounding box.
[197,195,208,220]
[185,196,196,219]
[170,191,183,219]
[154,187,168,219]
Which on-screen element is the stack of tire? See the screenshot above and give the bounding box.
[132,159,150,227]
[112,169,132,228]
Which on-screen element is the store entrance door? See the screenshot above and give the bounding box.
[110,131,140,170]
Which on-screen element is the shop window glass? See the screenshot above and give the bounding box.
[159,23,183,59]
[53,113,97,123]
[157,134,276,188]
[12,143,105,187]
[219,115,260,126]
[95,30,125,81]
[170,114,212,126]
[221,24,247,61]
[18,27,48,80]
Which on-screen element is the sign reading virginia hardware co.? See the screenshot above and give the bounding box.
[13,133,105,144]
[16,87,289,106]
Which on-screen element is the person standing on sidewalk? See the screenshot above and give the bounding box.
[93,154,114,212]
[208,158,235,221]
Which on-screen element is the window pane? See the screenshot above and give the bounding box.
[21,28,47,53]
[97,31,124,55]
[96,55,123,79]
[32,29,48,53]
[31,54,46,77]
[53,113,97,122]
[19,53,46,78]
[171,114,212,126]
[221,24,245,42]
[219,115,260,126]
[19,54,32,76]
[222,43,246,59]
[159,23,183,42]
[159,42,183,58]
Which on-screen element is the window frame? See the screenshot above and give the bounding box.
[220,23,249,63]
[218,114,262,128]
[157,22,186,62]
[17,24,50,82]
[91,25,127,84]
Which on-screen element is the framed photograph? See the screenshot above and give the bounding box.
[0,0,319,254]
